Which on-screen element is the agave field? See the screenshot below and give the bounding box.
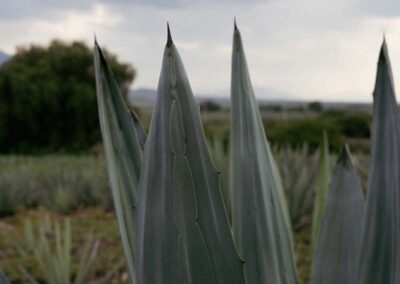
[0,23,397,284]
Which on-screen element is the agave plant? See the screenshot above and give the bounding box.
[276,144,317,229]
[15,217,99,284]
[357,39,400,284]
[311,144,365,284]
[135,26,246,283]
[230,23,296,283]
[311,131,331,246]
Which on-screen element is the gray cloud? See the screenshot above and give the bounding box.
[0,0,399,102]
[359,0,400,17]
[97,0,268,9]
[1,0,92,20]
[1,0,268,20]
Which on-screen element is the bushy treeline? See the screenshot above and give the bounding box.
[265,110,371,152]
[203,109,372,153]
[0,40,135,153]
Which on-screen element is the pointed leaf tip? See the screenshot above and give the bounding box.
[379,38,390,63]
[358,37,400,284]
[311,139,364,284]
[167,23,173,47]
[234,18,238,31]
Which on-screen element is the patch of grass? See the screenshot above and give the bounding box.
[295,227,312,283]
[0,155,112,216]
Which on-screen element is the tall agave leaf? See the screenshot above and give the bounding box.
[358,39,400,284]
[311,144,365,284]
[136,26,246,284]
[94,41,143,283]
[230,23,296,283]
[311,131,331,246]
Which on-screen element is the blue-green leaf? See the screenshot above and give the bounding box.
[311,144,365,284]
[135,26,246,284]
[358,39,400,284]
[230,23,297,284]
[311,131,331,247]
[94,41,142,284]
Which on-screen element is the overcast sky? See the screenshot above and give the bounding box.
[2,0,400,102]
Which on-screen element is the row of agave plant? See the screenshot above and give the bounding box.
[92,22,397,284]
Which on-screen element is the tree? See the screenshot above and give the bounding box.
[0,40,135,153]
[308,101,323,112]
[199,99,222,112]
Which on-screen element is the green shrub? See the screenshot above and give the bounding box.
[0,40,135,154]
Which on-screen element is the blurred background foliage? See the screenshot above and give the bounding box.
[0,40,135,154]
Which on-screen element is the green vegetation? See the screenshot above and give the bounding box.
[311,132,331,247]
[265,110,371,152]
[15,217,100,284]
[0,208,126,283]
[0,40,135,154]
[276,144,318,229]
[202,108,372,154]
[0,206,311,283]
[0,155,109,216]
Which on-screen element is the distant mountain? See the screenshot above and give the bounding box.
[129,86,298,105]
[0,51,9,65]
[128,88,226,107]
[129,88,157,105]
[128,87,371,112]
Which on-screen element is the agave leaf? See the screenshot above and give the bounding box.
[0,270,10,284]
[136,26,246,284]
[311,131,331,246]
[358,39,400,284]
[230,23,296,283]
[94,41,142,283]
[311,144,365,284]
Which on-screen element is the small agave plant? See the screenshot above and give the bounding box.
[311,144,365,284]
